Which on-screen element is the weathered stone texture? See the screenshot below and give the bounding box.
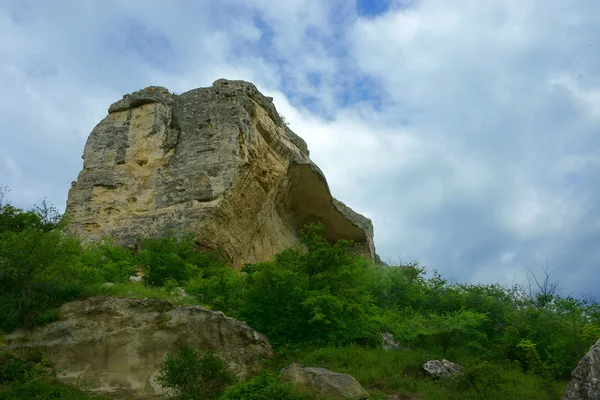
[281,363,369,400]
[66,79,377,266]
[563,339,600,400]
[4,297,273,399]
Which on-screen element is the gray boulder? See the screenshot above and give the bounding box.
[442,359,463,375]
[281,363,369,400]
[423,359,463,379]
[423,360,452,378]
[563,339,600,400]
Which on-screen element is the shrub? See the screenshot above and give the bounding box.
[137,234,225,287]
[516,339,546,375]
[0,351,108,400]
[184,261,242,314]
[137,235,198,286]
[221,372,316,400]
[0,228,86,332]
[0,351,52,384]
[450,360,515,399]
[582,323,600,348]
[239,223,380,347]
[417,309,488,356]
[81,238,136,283]
[156,346,236,399]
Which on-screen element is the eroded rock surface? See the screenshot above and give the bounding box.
[4,297,273,399]
[422,359,462,379]
[563,339,600,400]
[423,360,452,378]
[441,359,463,375]
[281,363,369,400]
[66,79,376,266]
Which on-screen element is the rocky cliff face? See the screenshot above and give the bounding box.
[4,297,273,399]
[66,79,376,266]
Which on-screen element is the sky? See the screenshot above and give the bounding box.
[1,0,599,298]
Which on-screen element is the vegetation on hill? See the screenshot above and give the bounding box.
[1,188,598,399]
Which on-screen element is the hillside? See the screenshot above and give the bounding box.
[1,198,598,399]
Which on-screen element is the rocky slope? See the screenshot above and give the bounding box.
[65,79,376,266]
[4,297,273,399]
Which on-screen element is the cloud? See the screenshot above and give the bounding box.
[345,0,600,294]
[1,0,599,296]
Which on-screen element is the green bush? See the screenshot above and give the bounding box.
[0,351,109,400]
[221,372,316,400]
[184,261,241,314]
[450,360,514,398]
[137,234,198,286]
[0,227,87,332]
[239,223,380,347]
[156,346,236,399]
[137,234,226,287]
[81,238,136,283]
[0,351,52,384]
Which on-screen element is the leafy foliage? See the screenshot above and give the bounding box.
[415,309,488,355]
[238,222,380,347]
[81,238,136,283]
[137,233,227,287]
[0,227,85,332]
[221,372,317,400]
[0,351,109,399]
[157,346,236,399]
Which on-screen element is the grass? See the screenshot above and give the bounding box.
[0,380,112,400]
[81,282,201,306]
[274,346,567,400]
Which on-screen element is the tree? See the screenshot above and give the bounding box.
[239,223,380,346]
[524,262,559,309]
[416,309,488,355]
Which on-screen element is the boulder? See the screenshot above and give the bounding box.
[4,297,273,399]
[563,339,600,400]
[381,332,403,351]
[442,359,463,375]
[423,360,455,378]
[65,79,377,267]
[281,363,369,400]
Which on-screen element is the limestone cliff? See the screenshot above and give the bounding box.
[66,79,376,265]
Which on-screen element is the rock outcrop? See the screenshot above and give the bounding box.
[380,332,404,351]
[65,79,376,266]
[3,297,273,399]
[281,363,369,400]
[423,360,452,378]
[563,339,600,400]
[441,359,463,375]
[423,359,462,379]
